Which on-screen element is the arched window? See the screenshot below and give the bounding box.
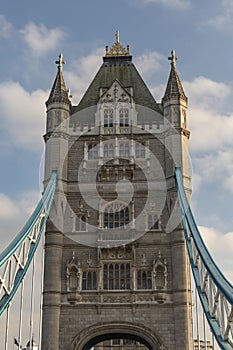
[88,144,98,159]
[135,143,145,158]
[75,215,86,231]
[104,203,129,229]
[103,143,114,158]
[119,108,129,127]
[119,143,129,157]
[148,214,159,230]
[103,263,130,290]
[137,270,152,289]
[104,109,113,127]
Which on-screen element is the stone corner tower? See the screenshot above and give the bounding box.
[42,33,192,350]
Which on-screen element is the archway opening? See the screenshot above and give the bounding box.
[83,333,152,350]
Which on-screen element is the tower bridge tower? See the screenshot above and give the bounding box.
[42,34,192,350]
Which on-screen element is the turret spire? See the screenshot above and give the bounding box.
[163,50,187,103]
[46,53,70,106]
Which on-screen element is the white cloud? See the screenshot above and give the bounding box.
[200,226,233,283]
[167,75,233,197]
[0,15,13,38]
[0,193,20,219]
[182,77,233,153]
[190,172,202,192]
[0,81,48,150]
[135,51,165,77]
[20,22,65,56]
[184,76,232,111]
[206,0,233,30]
[192,149,233,195]
[142,0,191,9]
[0,190,40,249]
[65,48,103,104]
[188,107,233,152]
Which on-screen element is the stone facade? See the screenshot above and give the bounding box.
[42,38,192,350]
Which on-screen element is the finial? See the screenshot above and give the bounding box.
[115,31,120,43]
[168,50,178,66]
[105,32,130,57]
[56,53,66,71]
[72,251,75,261]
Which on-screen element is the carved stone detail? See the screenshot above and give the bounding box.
[153,251,168,290]
[66,252,81,292]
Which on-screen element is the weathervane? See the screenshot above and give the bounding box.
[168,50,178,66]
[56,53,66,71]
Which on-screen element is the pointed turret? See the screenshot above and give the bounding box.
[162,50,188,130]
[163,50,187,103]
[45,54,71,136]
[163,50,190,196]
[44,54,70,188]
[46,53,71,106]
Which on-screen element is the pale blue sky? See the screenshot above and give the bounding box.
[0,0,232,271]
[0,0,233,348]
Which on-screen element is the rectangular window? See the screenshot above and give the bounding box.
[148,214,159,230]
[103,263,131,290]
[137,270,152,289]
[119,143,130,157]
[88,144,98,160]
[82,271,97,290]
[119,108,129,127]
[103,143,114,158]
[135,143,146,158]
[75,216,86,231]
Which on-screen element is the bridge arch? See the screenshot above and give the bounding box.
[71,322,162,350]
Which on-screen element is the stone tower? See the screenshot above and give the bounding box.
[42,34,192,350]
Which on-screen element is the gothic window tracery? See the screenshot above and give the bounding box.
[104,109,114,127]
[119,108,129,126]
[103,263,130,290]
[104,203,129,229]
